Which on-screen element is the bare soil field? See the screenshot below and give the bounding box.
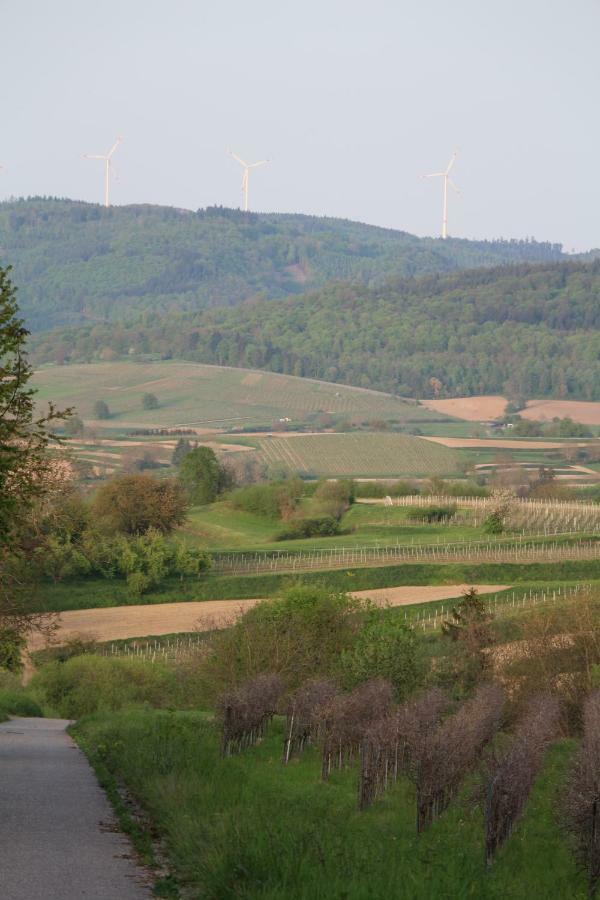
[423,436,578,450]
[422,396,507,421]
[28,585,509,650]
[520,399,600,426]
[423,395,600,425]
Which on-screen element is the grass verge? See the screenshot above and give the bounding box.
[73,709,585,899]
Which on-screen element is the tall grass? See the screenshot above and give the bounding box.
[73,710,587,899]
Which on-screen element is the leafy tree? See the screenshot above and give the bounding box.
[178,446,230,505]
[0,265,68,643]
[200,586,366,697]
[0,627,26,672]
[340,614,422,700]
[93,400,110,419]
[172,437,193,467]
[64,415,85,437]
[441,588,496,688]
[142,392,159,410]
[91,474,188,535]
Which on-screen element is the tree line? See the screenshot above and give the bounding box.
[32,259,600,401]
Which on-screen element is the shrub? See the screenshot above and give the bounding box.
[422,504,457,522]
[353,480,417,499]
[30,656,177,718]
[0,690,44,718]
[230,479,302,519]
[312,479,355,518]
[0,628,26,672]
[276,516,342,540]
[484,512,504,534]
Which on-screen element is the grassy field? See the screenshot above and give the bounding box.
[73,710,586,899]
[182,501,482,552]
[33,361,434,430]
[253,432,459,477]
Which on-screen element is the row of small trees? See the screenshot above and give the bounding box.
[216,672,600,889]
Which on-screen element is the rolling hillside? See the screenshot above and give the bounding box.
[0,197,564,332]
[32,360,436,429]
[33,260,600,401]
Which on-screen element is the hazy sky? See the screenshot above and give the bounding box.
[1,0,599,249]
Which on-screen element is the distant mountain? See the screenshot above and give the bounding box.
[32,260,600,401]
[0,197,566,332]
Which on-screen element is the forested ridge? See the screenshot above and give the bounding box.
[33,260,600,400]
[0,197,565,331]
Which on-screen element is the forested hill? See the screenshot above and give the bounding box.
[0,197,565,331]
[33,260,600,401]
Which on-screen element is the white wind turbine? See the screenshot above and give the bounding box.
[422,150,460,239]
[83,136,123,207]
[227,149,268,211]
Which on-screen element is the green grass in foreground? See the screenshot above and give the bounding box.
[33,560,600,612]
[73,709,585,899]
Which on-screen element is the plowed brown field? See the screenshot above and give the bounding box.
[29,585,509,650]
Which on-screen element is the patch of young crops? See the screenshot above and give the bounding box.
[254,433,459,477]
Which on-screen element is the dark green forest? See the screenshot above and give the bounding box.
[33,260,600,400]
[0,198,565,331]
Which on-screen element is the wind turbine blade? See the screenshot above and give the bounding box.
[227,150,248,167]
[448,177,461,194]
[83,154,106,160]
[445,151,458,174]
[421,172,444,179]
[107,137,122,159]
[248,159,269,168]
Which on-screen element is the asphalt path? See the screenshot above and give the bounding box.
[0,717,151,899]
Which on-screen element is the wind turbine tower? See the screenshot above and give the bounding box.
[227,150,269,212]
[422,151,460,239]
[83,137,122,207]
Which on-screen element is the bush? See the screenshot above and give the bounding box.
[422,504,457,522]
[30,655,177,718]
[230,479,302,519]
[276,516,342,540]
[312,479,354,518]
[0,690,44,718]
[353,480,417,499]
[484,512,504,534]
[0,628,26,672]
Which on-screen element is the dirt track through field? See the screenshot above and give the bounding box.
[28,585,509,650]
